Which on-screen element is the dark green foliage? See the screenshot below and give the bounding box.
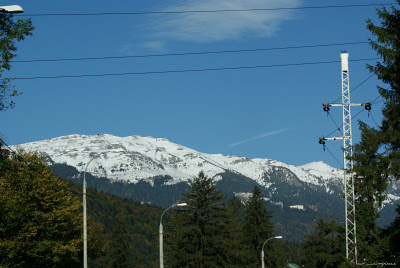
[352,123,388,263]
[301,219,347,268]
[215,170,258,196]
[3,150,310,266]
[362,0,400,206]
[167,171,230,267]
[380,204,400,264]
[353,195,387,263]
[244,186,285,267]
[223,197,248,266]
[0,148,91,267]
[0,13,34,110]
[388,205,400,259]
[106,226,138,268]
[65,183,162,268]
[353,123,389,206]
[350,1,400,263]
[282,240,303,265]
[52,162,355,247]
[262,166,345,242]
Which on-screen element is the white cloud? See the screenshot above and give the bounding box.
[150,0,302,42]
[143,41,166,51]
[117,41,166,55]
[230,129,288,147]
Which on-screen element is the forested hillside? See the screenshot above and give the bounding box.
[70,182,162,267]
[52,162,344,244]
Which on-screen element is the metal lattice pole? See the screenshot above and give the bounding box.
[340,52,357,262]
[318,51,372,264]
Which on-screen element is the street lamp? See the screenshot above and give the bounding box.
[83,153,101,268]
[261,235,283,268]
[0,5,24,13]
[159,202,187,268]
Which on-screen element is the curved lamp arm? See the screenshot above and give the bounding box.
[83,153,101,268]
[159,202,187,268]
[160,202,187,225]
[262,235,283,252]
[261,236,282,268]
[85,153,101,173]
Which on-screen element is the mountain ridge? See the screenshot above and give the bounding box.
[14,133,343,190]
[13,133,400,242]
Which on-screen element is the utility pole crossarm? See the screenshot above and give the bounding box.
[323,102,371,110]
[321,136,346,141]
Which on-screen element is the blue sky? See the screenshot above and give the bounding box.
[1,0,394,168]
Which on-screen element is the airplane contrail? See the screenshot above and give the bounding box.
[229,129,288,147]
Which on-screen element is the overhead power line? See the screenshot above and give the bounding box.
[323,94,380,138]
[373,99,385,104]
[371,95,383,104]
[322,73,382,139]
[14,57,380,80]
[324,144,343,167]
[17,3,397,17]
[329,73,375,104]
[12,41,369,64]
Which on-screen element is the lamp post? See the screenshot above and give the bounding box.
[261,235,283,268]
[83,154,100,268]
[0,5,24,13]
[159,202,187,268]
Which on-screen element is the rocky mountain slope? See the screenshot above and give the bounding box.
[15,133,343,189]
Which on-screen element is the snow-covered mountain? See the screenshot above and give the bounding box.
[13,133,400,241]
[15,133,343,190]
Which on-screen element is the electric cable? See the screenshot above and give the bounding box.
[324,144,343,167]
[14,57,380,80]
[372,94,386,105]
[0,137,30,163]
[373,99,385,104]
[321,93,381,142]
[17,3,397,17]
[352,107,366,120]
[369,112,380,128]
[327,111,342,134]
[324,128,342,138]
[13,41,369,63]
[324,105,366,137]
[371,95,382,104]
[329,73,375,104]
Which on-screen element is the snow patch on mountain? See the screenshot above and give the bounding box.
[15,134,343,189]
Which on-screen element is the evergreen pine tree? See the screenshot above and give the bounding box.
[352,126,388,263]
[243,186,284,267]
[223,197,248,266]
[381,204,400,264]
[351,1,400,263]
[166,171,229,267]
[301,219,347,268]
[107,226,135,268]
